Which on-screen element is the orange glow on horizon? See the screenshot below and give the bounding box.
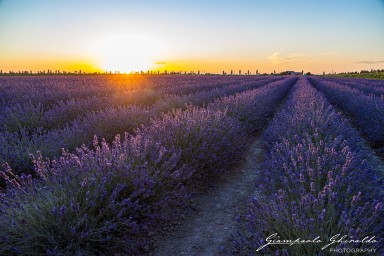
[0,54,381,75]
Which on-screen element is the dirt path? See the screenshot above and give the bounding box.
[151,138,264,256]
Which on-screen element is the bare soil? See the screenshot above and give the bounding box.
[150,138,264,256]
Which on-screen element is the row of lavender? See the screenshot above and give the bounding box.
[233,78,383,255]
[0,76,150,109]
[331,77,384,90]
[0,75,266,132]
[309,77,384,152]
[0,78,296,255]
[0,75,256,109]
[0,77,280,174]
[321,77,384,97]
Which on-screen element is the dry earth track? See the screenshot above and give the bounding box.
[150,138,264,256]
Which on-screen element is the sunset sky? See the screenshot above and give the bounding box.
[0,0,383,74]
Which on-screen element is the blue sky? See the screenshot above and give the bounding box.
[0,0,383,73]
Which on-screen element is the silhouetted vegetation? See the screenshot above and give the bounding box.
[329,69,384,79]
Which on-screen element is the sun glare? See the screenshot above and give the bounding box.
[93,34,161,73]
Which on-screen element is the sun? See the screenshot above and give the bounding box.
[93,34,161,73]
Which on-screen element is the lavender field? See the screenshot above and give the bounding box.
[0,75,383,255]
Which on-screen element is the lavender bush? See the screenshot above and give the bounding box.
[0,76,293,254]
[0,75,272,133]
[209,77,296,135]
[0,77,280,175]
[327,77,384,97]
[309,77,384,150]
[234,78,383,255]
[325,77,384,92]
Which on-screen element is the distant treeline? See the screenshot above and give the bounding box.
[330,69,384,79]
[0,70,262,76]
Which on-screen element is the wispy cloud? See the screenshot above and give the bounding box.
[355,60,384,64]
[268,52,282,61]
[284,52,309,60]
[319,50,338,56]
[268,52,310,61]
[268,52,310,67]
